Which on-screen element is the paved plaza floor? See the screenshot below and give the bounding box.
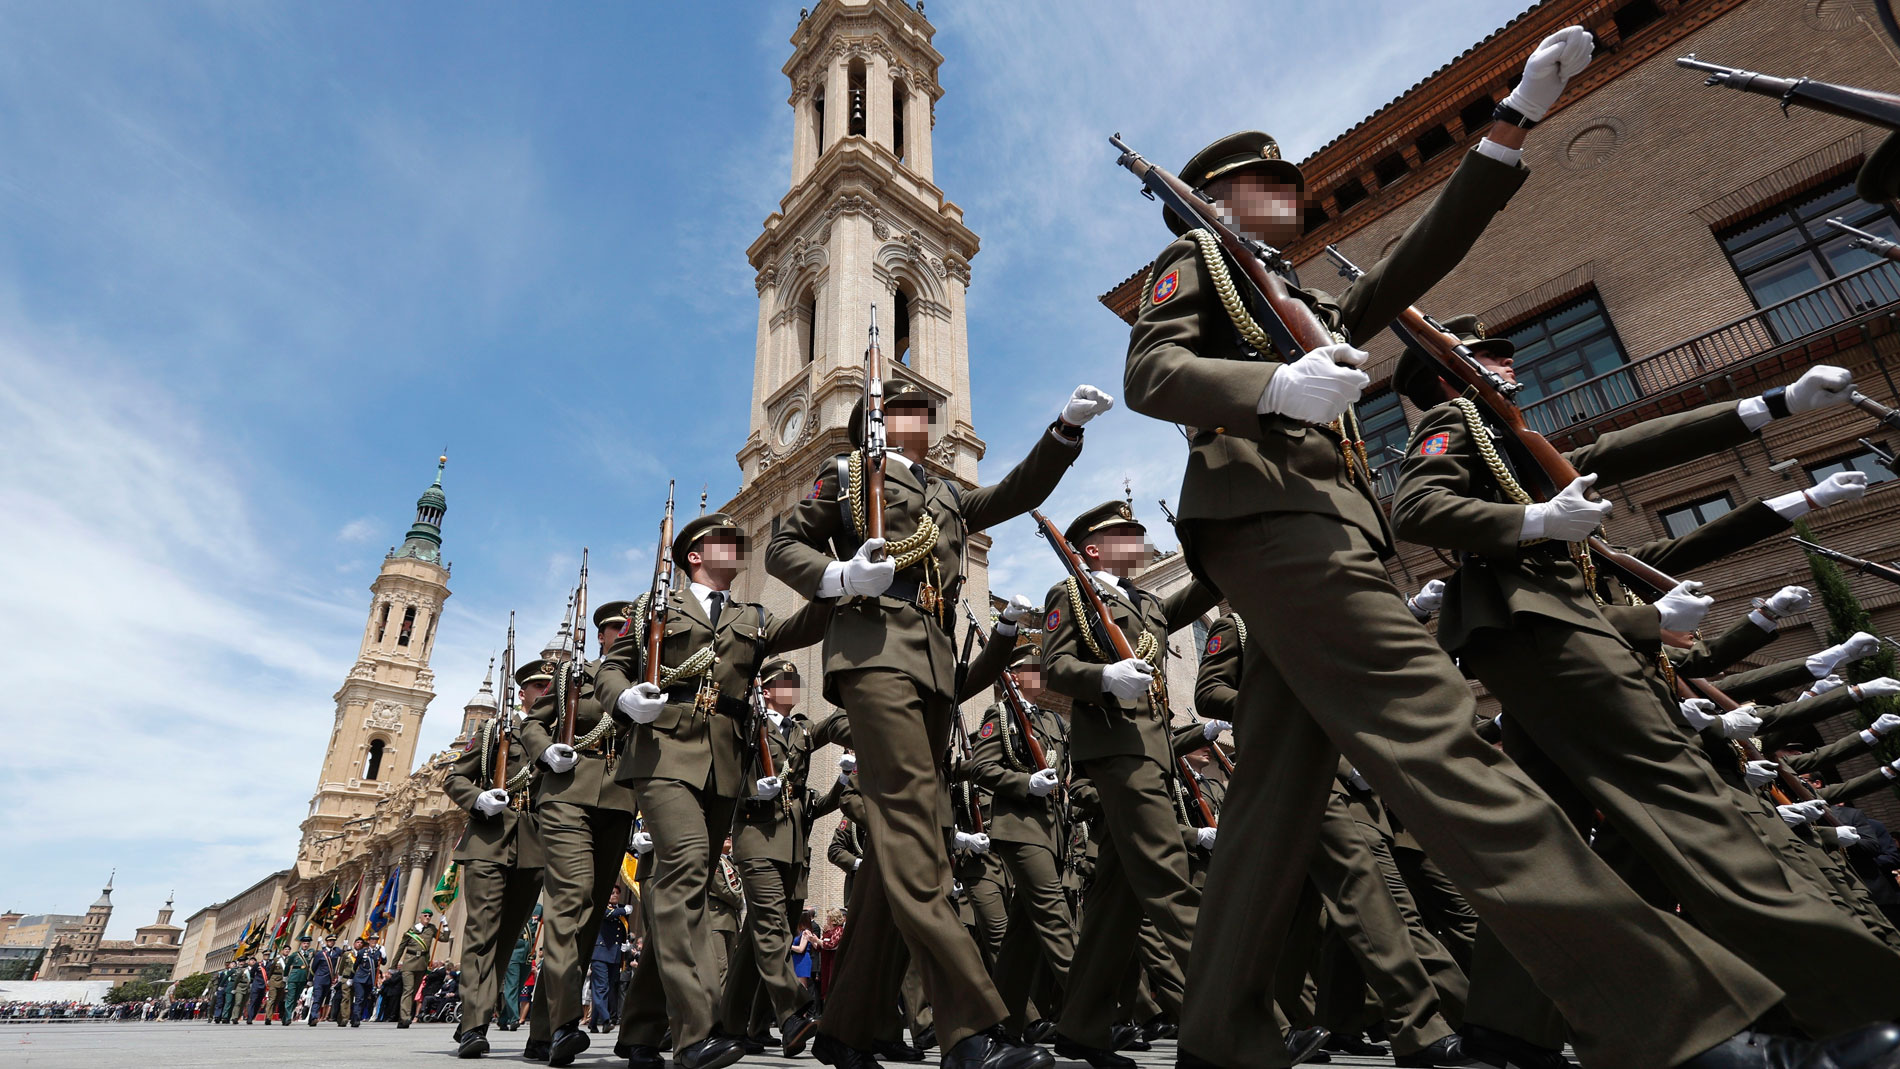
[0,1021,1403,1068]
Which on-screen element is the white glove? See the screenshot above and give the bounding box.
[631,831,653,856]
[995,592,1041,626]
[617,682,665,725]
[541,743,578,774]
[1521,473,1612,542]
[1809,674,1847,697]
[1501,26,1594,121]
[1777,799,1828,826]
[752,776,784,801]
[474,789,510,817]
[1101,658,1156,702]
[413,923,424,933]
[1202,719,1231,741]
[1717,708,1763,740]
[1195,827,1218,850]
[1678,698,1718,732]
[1743,760,1780,790]
[1060,385,1115,426]
[1346,768,1372,792]
[838,753,858,774]
[1855,677,1900,700]
[1786,364,1854,414]
[954,832,990,854]
[1810,633,1877,676]
[1870,713,1900,737]
[1810,471,1869,508]
[1762,585,1812,617]
[1655,581,1713,632]
[851,858,861,871]
[1258,344,1370,425]
[1835,825,1863,847]
[1408,579,1446,618]
[1028,768,1061,797]
[840,538,896,598]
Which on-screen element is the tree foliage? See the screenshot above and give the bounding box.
[1794,519,1900,797]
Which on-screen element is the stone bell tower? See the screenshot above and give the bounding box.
[298,456,452,865]
[724,0,988,624]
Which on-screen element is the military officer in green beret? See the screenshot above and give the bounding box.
[596,512,832,1069]
[519,600,637,1066]
[390,907,442,1028]
[442,672,546,1059]
[967,641,1094,1042]
[1390,315,1900,1052]
[719,658,851,1048]
[767,376,1110,1069]
[1039,501,1217,1068]
[284,935,316,1025]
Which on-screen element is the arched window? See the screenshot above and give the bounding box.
[421,611,436,654]
[812,89,826,156]
[398,606,417,647]
[375,603,390,644]
[848,59,867,138]
[893,286,913,364]
[363,739,386,781]
[892,80,908,162]
[799,287,818,365]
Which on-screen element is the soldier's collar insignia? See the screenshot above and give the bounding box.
[1152,269,1180,305]
[1418,432,1450,456]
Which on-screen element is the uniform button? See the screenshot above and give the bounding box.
[1213,427,1225,434]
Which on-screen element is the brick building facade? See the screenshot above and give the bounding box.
[1103,0,1900,826]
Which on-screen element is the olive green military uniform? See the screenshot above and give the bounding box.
[1040,508,1219,1050]
[391,919,440,1024]
[721,703,850,1034]
[766,415,1082,1051]
[442,714,546,1038]
[1714,654,1831,703]
[1393,385,1900,1038]
[284,944,314,1022]
[264,957,286,1023]
[830,815,865,902]
[521,647,637,1041]
[968,691,1095,1030]
[1128,130,1791,1069]
[948,770,1010,972]
[710,851,744,992]
[594,567,831,1056]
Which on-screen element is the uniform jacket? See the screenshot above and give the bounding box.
[1124,148,1528,551]
[1193,614,1244,724]
[595,588,829,798]
[392,923,439,972]
[1392,399,1755,655]
[1818,765,1898,804]
[1666,614,1777,681]
[1042,572,1219,767]
[767,433,1080,703]
[732,710,852,865]
[1786,727,1876,774]
[353,946,381,983]
[1715,655,1823,704]
[522,659,637,812]
[444,717,545,869]
[1595,497,1787,656]
[829,807,865,900]
[311,948,333,984]
[285,948,314,980]
[968,701,1097,851]
[1833,805,1900,907]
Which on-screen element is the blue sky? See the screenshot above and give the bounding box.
[0,0,1534,938]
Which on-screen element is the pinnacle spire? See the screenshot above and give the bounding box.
[392,453,448,564]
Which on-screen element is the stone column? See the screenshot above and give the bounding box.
[868,53,894,152]
[907,87,933,181]
[398,850,429,933]
[792,87,816,186]
[823,57,848,154]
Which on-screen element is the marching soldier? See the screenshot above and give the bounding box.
[518,600,638,1067]
[1389,317,1900,1048]
[325,936,353,1026]
[390,907,443,1028]
[767,379,1108,1069]
[710,842,745,996]
[967,642,1094,1041]
[1039,500,1217,1068]
[353,936,382,1026]
[285,935,315,1023]
[263,952,284,1023]
[830,814,865,902]
[309,934,336,1026]
[595,512,832,1069]
[247,957,267,1024]
[719,659,850,1048]
[441,672,547,1059]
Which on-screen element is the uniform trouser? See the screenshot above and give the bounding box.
[1178,513,1778,1069]
[457,859,544,1034]
[501,947,530,1027]
[990,838,1075,1029]
[535,799,634,1031]
[816,668,1007,1051]
[399,968,426,1023]
[331,974,353,1024]
[711,921,737,997]
[1351,817,1468,1024]
[827,836,927,1046]
[266,984,285,1021]
[1116,916,1169,1023]
[353,979,375,1022]
[1306,788,1457,1055]
[1465,619,1900,1037]
[721,925,772,1036]
[959,855,1010,973]
[1390,840,1477,973]
[1058,754,1198,1048]
[285,976,308,1020]
[589,959,620,1022]
[247,987,266,1021]
[308,978,330,1023]
[617,781,737,1051]
[724,855,804,1028]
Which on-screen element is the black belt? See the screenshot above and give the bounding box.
[881,576,963,621]
[661,685,748,718]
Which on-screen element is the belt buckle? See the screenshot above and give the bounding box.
[917,583,939,615]
[695,681,722,717]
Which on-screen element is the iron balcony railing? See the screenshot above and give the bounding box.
[1516,259,1900,435]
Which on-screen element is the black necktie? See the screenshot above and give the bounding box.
[708,591,726,629]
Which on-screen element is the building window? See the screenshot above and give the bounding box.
[847,59,867,138]
[1357,390,1410,497]
[1503,290,1635,432]
[1660,492,1735,538]
[1333,178,1367,212]
[375,603,390,644]
[892,79,908,162]
[812,89,825,156]
[363,739,386,781]
[893,286,912,364]
[1191,619,1209,664]
[798,287,818,366]
[1806,445,1898,486]
[1613,0,1663,38]
[397,606,416,647]
[1374,152,1409,188]
[1458,95,1495,138]
[1716,175,1900,339]
[1415,124,1453,162]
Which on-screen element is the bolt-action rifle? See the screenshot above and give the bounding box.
[557,552,590,746]
[1793,536,1900,587]
[1826,218,1900,263]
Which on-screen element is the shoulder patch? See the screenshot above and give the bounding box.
[1045,607,1061,630]
[1418,432,1450,457]
[978,721,996,739]
[807,475,825,500]
[1151,269,1180,305]
[1205,635,1222,656]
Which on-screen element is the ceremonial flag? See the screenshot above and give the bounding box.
[270,900,297,951]
[365,870,401,936]
[232,916,260,957]
[312,882,343,930]
[431,863,460,912]
[331,878,361,931]
[620,853,641,897]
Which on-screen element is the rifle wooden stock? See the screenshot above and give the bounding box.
[1031,509,1139,662]
[863,309,886,544]
[1678,676,1837,823]
[1795,536,1900,587]
[1178,756,1217,828]
[496,613,516,791]
[644,485,677,687]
